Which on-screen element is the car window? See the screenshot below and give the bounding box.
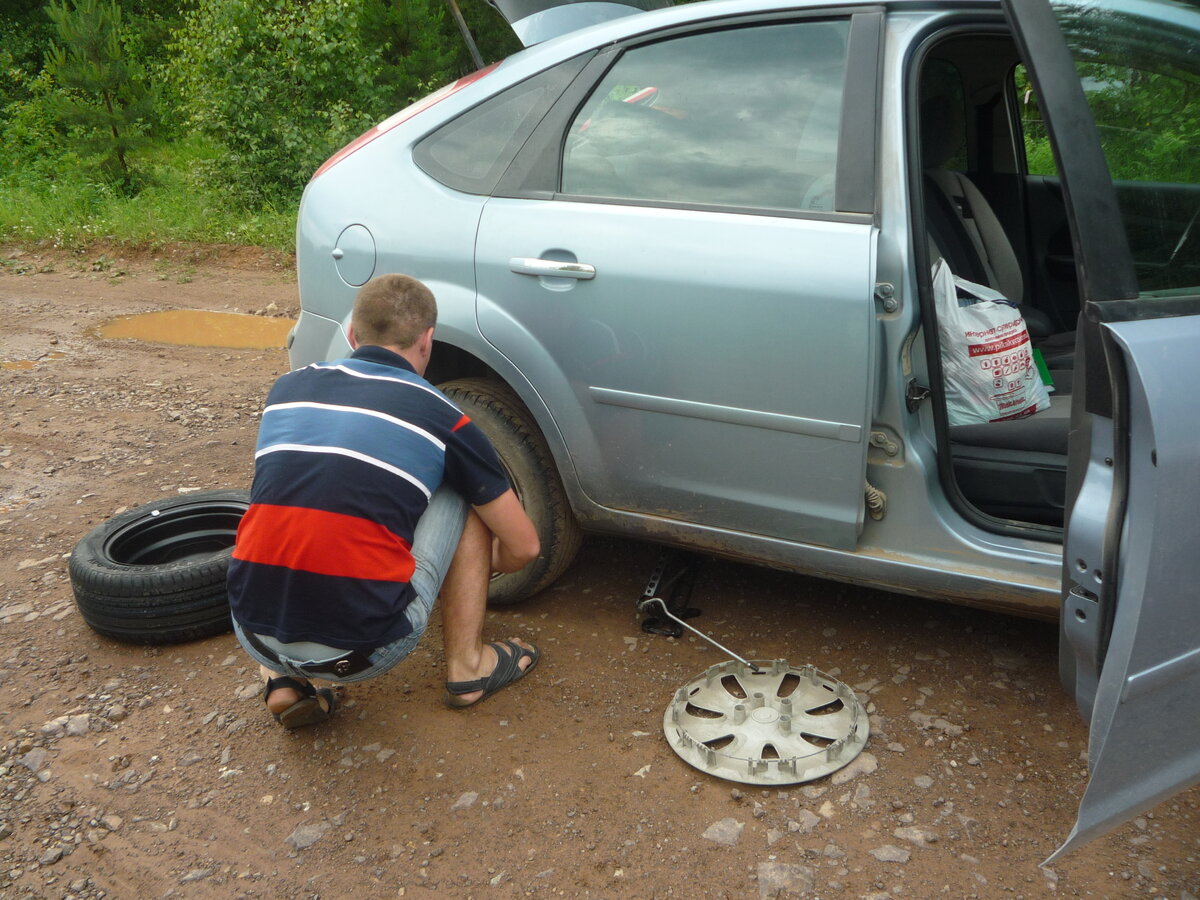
[414,58,587,196]
[560,20,850,212]
[1013,64,1059,177]
[1080,58,1199,295]
[1051,1,1200,297]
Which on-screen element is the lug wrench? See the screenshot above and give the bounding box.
[637,596,764,674]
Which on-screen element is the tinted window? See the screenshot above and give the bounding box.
[561,20,849,212]
[415,58,587,196]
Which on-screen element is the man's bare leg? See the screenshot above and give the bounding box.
[441,508,536,705]
[263,508,531,711]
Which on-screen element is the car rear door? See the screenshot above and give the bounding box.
[474,13,884,551]
[1003,0,1200,860]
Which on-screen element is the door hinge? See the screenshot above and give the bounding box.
[905,379,932,413]
[869,430,899,457]
[874,282,898,312]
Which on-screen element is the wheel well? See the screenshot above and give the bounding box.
[426,341,498,387]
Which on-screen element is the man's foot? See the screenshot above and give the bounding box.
[263,676,336,729]
[443,638,539,708]
[265,678,307,715]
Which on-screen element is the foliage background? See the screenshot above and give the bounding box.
[5,1,1193,255]
[0,0,520,251]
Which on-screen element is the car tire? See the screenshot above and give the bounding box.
[440,377,582,605]
[69,490,248,644]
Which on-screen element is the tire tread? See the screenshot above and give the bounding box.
[440,378,582,603]
[68,490,247,644]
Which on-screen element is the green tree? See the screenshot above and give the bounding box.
[450,0,524,69]
[44,0,157,191]
[0,0,57,111]
[166,0,524,202]
[169,0,393,202]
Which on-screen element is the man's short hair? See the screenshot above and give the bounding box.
[351,273,437,349]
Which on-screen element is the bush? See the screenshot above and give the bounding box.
[0,133,296,251]
[166,0,485,204]
[2,69,66,178]
[0,0,56,111]
[0,0,520,251]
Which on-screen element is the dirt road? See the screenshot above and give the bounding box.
[1,244,1196,899]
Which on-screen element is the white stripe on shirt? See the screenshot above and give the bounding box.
[263,400,445,451]
[312,362,461,411]
[255,443,433,499]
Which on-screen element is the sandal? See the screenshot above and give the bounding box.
[443,640,540,709]
[264,676,337,729]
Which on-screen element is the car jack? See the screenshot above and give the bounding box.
[637,550,763,674]
[638,550,702,636]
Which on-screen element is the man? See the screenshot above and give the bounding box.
[227,273,541,729]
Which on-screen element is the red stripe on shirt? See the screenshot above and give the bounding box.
[451,414,471,432]
[232,504,415,582]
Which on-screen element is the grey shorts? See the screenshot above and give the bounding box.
[232,486,468,683]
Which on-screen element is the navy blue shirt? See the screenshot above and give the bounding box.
[227,346,510,651]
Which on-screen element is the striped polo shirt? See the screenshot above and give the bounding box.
[227,345,510,651]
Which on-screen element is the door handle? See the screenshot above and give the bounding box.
[509,257,596,280]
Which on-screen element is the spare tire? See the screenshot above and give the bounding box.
[69,490,248,644]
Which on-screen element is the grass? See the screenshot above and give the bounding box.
[0,135,297,254]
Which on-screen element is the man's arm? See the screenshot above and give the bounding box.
[473,489,540,573]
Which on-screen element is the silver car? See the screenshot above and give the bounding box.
[291,0,1200,858]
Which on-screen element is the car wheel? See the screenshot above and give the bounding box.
[440,377,582,605]
[69,490,248,644]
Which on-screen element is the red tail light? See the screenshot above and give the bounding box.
[311,64,500,181]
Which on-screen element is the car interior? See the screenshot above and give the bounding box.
[916,32,1079,528]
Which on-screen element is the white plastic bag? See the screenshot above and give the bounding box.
[932,259,1050,426]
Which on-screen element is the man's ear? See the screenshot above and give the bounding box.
[346,322,358,350]
[419,326,435,357]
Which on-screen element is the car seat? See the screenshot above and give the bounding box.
[921,91,1074,525]
[921,94,1075,368]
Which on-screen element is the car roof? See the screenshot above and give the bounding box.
[490,0,1003,73]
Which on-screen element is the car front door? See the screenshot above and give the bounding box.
[1004,0,1200,860]
[475,14,884,551]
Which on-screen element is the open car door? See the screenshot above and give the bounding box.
[1004,0,1200,861]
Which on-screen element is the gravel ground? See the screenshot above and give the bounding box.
[1,244,1197,899]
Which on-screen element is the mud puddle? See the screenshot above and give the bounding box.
[2,351,66,370]
[96,309,295,349]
